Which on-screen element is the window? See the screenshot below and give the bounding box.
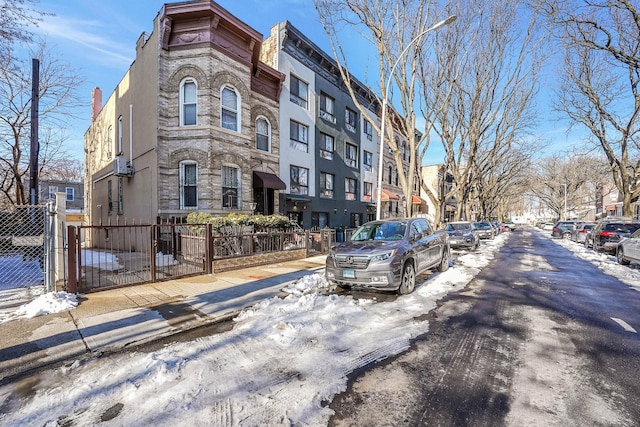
[107,180,113,214]
[290,75,308,108]
[221,86,239,131]
[256,117,270,151]
[290,120,308,152]
[117,176,123,214]
[66,187,74,201]
[364,182,373,202]
[180,79,197,126]
[117,116,123,155]
[363,119,373,140]
[47,186,58,199]
[345,177,357,200]
[363,150,373,171]
[388,166,393,184]
[345,107,357,132]
[180,161,198,209]
[320,172,334,198]
[222,165,240,209]
[290,165,309,195]
[345,142,358,168]
[319,133,334,159]
[319,92,335,122]
[395,171,399,186]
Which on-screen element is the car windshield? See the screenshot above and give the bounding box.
[446,223,470,231]
[604,223,640,233]
[351,221,407,241]
[474,222,490,228]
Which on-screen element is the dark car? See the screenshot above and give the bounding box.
[474,221,495,239]
[551,221,580,239]
[445,221,480,250]
[325,218,450,295]
[616,228,640,265]
[591,218,640,253]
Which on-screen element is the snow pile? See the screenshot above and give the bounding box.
[156,252,180,268]
[0,291,78,323]
[82,249,123,270]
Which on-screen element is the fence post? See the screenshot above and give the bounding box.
[305,230,310,257]
[67,226,77,293]
[205,223,212,274]
[150,225,157,282]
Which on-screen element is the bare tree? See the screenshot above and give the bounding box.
[541,0,640,217]
[420,0,546,224]
[0,39,84,205]
[0,0,46,64]
[313,0,447,218]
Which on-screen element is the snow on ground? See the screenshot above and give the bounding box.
[1,229,638,426]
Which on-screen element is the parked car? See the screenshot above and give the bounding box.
[552,221,580,239]
[591,218,640,253]
[571,222,595,243]
[445,221,480,250]
[325,218,450,295]
[474,221,495,239]
[503,221,516,231]
[491,221,504,233]
[616,228,640,265]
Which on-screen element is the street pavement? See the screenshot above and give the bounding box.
[0,255,326,385]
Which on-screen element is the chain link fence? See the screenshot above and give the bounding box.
[0,204,52,311]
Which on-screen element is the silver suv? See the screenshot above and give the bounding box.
[325,218,450,295]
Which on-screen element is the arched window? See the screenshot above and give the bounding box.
[179,161,198,209]
[388,166,393,184]
[180,79,197,126]
[256,116,270,151]
[221,86,240,131]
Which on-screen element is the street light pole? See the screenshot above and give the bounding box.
[375,15,457,221]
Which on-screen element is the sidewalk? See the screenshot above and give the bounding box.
[0,255,326,385]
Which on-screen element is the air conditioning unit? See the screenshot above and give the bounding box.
[113,156,131,176]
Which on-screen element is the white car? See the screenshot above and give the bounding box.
[617,228,640,265]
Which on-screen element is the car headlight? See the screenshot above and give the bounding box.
[370,249,397,262]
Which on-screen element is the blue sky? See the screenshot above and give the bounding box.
[28,0,580,165]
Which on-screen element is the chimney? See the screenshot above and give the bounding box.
[91,87,102,121]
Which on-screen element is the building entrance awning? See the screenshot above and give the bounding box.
[253,171,286,190]
[412,195,425,204]
[377,188,399,202]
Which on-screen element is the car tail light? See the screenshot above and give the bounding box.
[579,229,588,233]
[553,227,559,233]
[600,231,615,238]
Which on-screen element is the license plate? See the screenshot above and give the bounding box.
[342,269,355,278]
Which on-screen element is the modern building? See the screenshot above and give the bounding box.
[84,0,285,227]
[261,21,420,230]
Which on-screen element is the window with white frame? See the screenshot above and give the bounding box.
[319,92,335,122]
[221,86,239,131]
[117,116,123,154]
[222,165,240,209]
[179,161,198,209]
[363,119,373,140]
[48,186,58,199]
[290,75,308,108]
[364,182,373,202]
[320,172,334,198]
[345,142,358,168]
[180,79,197,126]
[363,150,373,171]
[256,117,270,151]
[345,177,357,200]
[290,165,309,195]
[319,133,334,159]
[345,107,357,132]
[290,120,308,152]
[66,187,74,201]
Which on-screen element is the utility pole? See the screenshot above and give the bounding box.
[29,58,40,205]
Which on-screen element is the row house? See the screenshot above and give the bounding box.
[261,21,419,230]
[84,0,285,229]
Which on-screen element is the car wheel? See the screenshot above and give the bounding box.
[562,232,571,239]
[617,248,630,265]
[436,248,450,272]
[398,262,416,295]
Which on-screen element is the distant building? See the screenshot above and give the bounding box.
[22,178,84,211]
